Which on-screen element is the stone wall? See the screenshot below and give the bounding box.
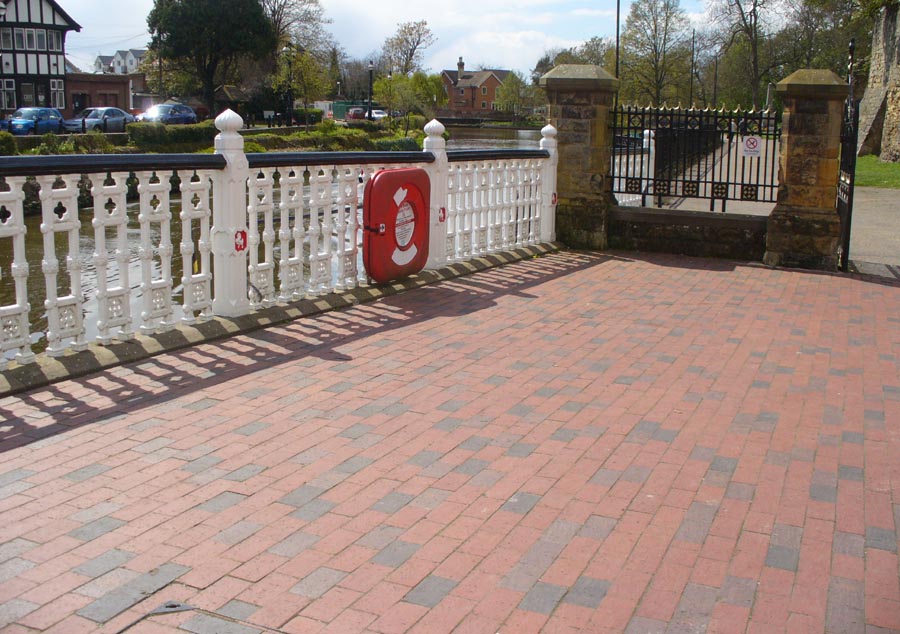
[858,5,900,159]
[609,207,768,261]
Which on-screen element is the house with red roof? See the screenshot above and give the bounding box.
[441,57,510,116]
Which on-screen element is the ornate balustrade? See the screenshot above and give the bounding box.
[0,111,558,365]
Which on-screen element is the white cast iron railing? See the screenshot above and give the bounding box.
[0,112,558,365]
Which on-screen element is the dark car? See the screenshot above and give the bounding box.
[137,104,198,125]
[7,107,64,135]
[63,107,135,133]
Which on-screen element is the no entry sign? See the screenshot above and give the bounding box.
[742,136,762,158]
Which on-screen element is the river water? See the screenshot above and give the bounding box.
[1,128,541,357]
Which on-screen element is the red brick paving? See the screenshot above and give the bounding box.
[0,250,899,633]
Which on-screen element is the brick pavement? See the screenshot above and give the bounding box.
[0,250,898,633]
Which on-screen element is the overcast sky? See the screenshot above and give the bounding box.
[62,0,706,77]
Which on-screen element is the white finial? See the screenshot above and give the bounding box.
[215,108,244,134]
[424,119,445,137]
[541,124,557,139]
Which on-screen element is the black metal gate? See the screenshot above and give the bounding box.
[837,41,859,272]
[611,105,781,212]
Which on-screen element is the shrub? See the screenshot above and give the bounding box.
[0,131,16,156]
[372,137,420,151]
[128,120,218,152]
[315,118,339,135]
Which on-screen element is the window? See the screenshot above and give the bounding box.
[14,29,24,50]
[481,86,487,95]
[25,29,35,51]
[1,28,11,50]
[459,88,464,95]
[36,30,46,51]
[481,101,487,108]
[1,79,15,110]
[50,79,65,109]
[48,31,62,52]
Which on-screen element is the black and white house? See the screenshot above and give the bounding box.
[0,0,81,115]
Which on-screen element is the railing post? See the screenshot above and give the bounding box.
[540,123,558,242]
[424,118,449,269]
[211,108,251,317]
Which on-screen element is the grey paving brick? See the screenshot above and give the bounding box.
[669,583,718,631]
[78,563,189,622]
[289,448,328,465]
[508,404,533,417]
[132,437,174,454]
[372,540,420,568]
[411,488,451,510]
[184,398,221,411]
[291,498,336,522]
[842,430,866,444]
[0,468,34,487]
[224,465,265,482]
[866,526,898,553]
[335,456,373,474]
[550,428,578,442]
[437,399,465,412]
[689,446,716,462]
[725,482,756,501]
[215,521,262,546]
[182,455,223,473]
[218,599,259,621]
[0,557,35,583]
[290,567,347,598]
[652,428,679,442]
[580,515,617,541]
[770,523,803,549]
[501,491,541,514]
[435,417,463,431]
[0,480,33,500]
[810,484,838,503]
[340,423,374,439]
[826,577,864,634]
[765,544,800,571]
[198,491,247,512]
[459,435,491,451]
[408,450,443,467]
[233,421,270,436]
[590,468,622,487]
[625,616,667,634]
[278,485,325,508]
[621,465,652,483]
[181,613,262,634]
[268,531,319,557]
[719,576,757,607]
[454,458,490,476]
[710,455,738,474]
[68,517,126,541]
[674,502,718,544]
[63,464,111,482]
[838,465,864,481]
[518,581,567,614]
[0,598,38,628]
[357,525,405,550]
[864,410,884,423]
[74,549,135,578]
[506,442,537,458]
[403,575,458,608]
[0,538,36,564]
[543,520,581,545]
[833,532,865,558]
[372,492,415,514]
[126,417,166,431]
[564,576,610,608]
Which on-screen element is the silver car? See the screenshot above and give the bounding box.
[63,107,135,133]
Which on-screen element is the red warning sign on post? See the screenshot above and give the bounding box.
[234,229,248,252]
[363,168,430,284]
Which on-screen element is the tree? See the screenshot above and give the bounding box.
[495,70,540,119]
[620,0,691,105]
[381,20,437,75]
[148,0,276,114]
[259,0,328,47]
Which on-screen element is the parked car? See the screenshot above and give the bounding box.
[137,104,198,125]
[346,107,366,120]
[63,107,135,133]
[7,107,64,135]
[371,109,388,120]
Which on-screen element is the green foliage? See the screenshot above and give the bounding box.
[315,118,339,134]
[0,131,16,156]
[372,136,420,151]
[243,141,268,153]
[294,108,323,125]
[855,155,900,188]
[128,121,218,152]
[381,20,436,75]
[33,133,76,155]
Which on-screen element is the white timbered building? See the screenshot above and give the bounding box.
[0,0,81,115]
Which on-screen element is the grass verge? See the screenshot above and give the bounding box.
[855,155,900,188]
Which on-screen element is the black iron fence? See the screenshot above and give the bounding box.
[611,105,782,212]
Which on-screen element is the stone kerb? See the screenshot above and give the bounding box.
[763,69,849,270]
[540,64,619,250]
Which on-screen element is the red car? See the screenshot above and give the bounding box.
[346,107,366,120]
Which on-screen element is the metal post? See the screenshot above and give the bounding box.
[423,119,449,268]
[689,30,695,106]
[367,60,374,121]
[282,45,294,127]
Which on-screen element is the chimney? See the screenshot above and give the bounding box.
[457,57,465,76]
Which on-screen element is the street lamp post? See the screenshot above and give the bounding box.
[0,2,6,117]
[387,71,392,122]
[282,44,294,127]
[367,60,374,121]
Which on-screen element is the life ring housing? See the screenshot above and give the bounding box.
[362,168,430,284]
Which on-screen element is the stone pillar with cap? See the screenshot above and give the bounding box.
[539,65,619,250]
[763,69,849,270]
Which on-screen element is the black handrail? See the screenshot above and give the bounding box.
[0,153,226,177]
[247,151,435,169]
[447,149,550,162]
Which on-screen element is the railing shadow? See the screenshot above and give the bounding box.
[0,251,615,453]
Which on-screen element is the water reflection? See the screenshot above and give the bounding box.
[446,127,541,150]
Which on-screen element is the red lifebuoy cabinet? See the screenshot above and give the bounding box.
[363,168,430,284]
